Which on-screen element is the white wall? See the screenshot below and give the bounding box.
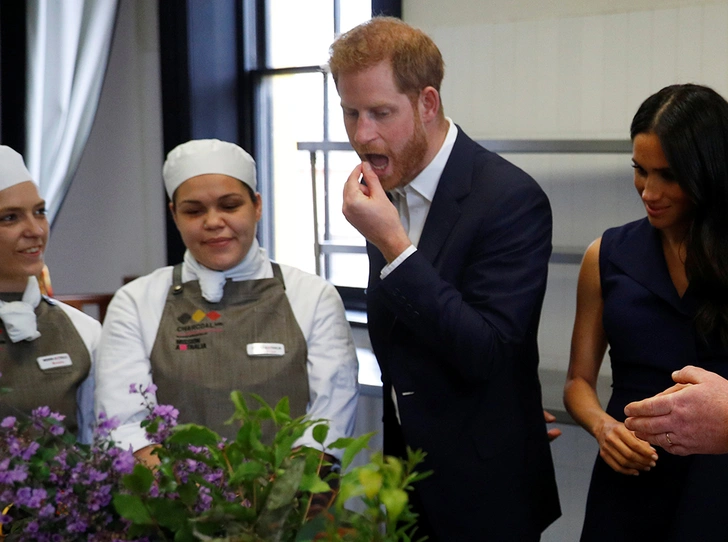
[403,0,728,374]
[44,0,166,295]
[407,1,728,139]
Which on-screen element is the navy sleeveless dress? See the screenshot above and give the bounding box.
[580,218,728,541]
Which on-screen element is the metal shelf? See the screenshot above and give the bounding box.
[298,139,632,154]
[299,139,630,274]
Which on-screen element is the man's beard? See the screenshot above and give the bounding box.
[354,112,429,191]
[390,119,428,189]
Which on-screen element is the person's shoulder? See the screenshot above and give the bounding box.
[276,264,343,307]
[48,299,103,335]
[599,217,650,261]
[453,128,542,191]
[117,266,174,297]
[602,217,649,245]
[277,263,332,291]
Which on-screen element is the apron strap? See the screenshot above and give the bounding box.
[271,262,285,290]
[172,263,184,295]
[172,262,285,293]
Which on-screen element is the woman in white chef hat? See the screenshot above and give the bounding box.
[0,146,99,443]
[95,139,358,465]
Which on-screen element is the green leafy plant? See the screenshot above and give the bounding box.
[115,390,430,542]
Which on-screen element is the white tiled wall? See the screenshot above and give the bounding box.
[423,3,728,139]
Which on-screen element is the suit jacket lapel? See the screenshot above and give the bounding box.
[608,219,693,315]
[417,128,475,265]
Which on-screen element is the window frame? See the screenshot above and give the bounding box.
[245,0,401,307]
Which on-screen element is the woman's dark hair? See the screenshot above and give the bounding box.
[631,83,728,344]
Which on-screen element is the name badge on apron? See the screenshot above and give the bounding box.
[37,353,73,370]
[246,343,285,357]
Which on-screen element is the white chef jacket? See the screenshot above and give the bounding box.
[95,260,359,458]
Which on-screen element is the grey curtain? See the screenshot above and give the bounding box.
[25,0,118,224]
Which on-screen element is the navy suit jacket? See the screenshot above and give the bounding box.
[366,128,561,540]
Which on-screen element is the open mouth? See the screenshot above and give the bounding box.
[365,154,389,172]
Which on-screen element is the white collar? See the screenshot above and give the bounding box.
[0,277,42,342]
[395,118,458,202]
[182,239,273,303]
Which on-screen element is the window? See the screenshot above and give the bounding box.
[251,1,373,290]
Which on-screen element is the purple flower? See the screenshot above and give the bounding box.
[0,464,28,484]
[152,404,179,419]
[109,448,135,474]
[32,488,47,506]
[19,488,48,508]
[7,436,22,457]
[31,406,51,419]
[87,484,113,511]
[0,392,245,539]
[66,514,89,533]
[1,416,16,428]
[54,449,69,469]
[48,424,65,436]
[21,441,40,460]
[129,383,139,395]
[95,412,120,439]
[203,470,224,484]
[195,486,213,512]
[86,468,108,483]
[38,503,55,518]
[145,404,179,443]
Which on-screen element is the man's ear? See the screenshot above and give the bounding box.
[419,86,441,123]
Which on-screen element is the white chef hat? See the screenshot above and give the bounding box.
[162,139,257,200]
[0,146,34,193]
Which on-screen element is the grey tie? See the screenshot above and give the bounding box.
[391,189,410,235]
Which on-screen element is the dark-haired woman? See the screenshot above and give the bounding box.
[564,83,728,541]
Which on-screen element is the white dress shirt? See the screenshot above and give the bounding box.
[381,118,458,279]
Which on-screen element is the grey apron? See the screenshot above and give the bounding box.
[150,263,309,442]
[0,296,91,435]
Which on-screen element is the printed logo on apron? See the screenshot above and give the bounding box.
[174,309,224,350]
